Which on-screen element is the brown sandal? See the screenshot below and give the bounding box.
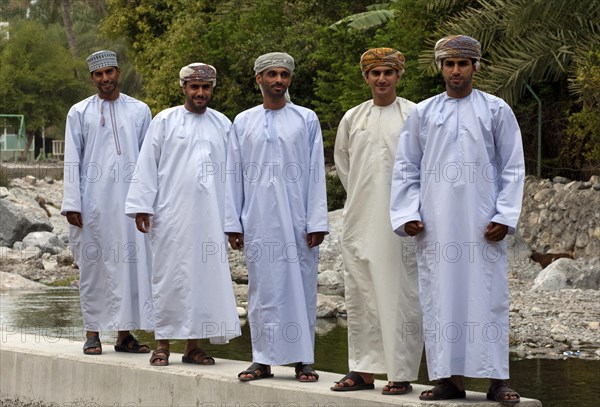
[149,348,170,366]
[487,381,520,404]
[419,378,466,400]
[182,348,215,365]
[114,334,150,353]
[382,381,412,395]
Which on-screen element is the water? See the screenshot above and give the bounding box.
[1,288,598,406]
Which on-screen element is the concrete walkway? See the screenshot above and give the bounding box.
[0,331,542,407]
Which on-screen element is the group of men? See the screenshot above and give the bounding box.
[62,34,524,403]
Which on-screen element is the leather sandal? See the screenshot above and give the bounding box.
[238,362,274,381]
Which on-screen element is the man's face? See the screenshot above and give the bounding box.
[441,57,476,96]
[183,80,213,114]
[256,67,291,99]
[91,66,120,99]
[364,67,400,99]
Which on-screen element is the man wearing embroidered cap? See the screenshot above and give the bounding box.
[331,48,422,395]
[225,52,328,382]
[61,50,154,355]
[126,63,241,366]
[390,35,523,403]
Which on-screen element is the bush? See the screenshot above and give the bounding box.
[326,173,346,211]
[0,167,9,188]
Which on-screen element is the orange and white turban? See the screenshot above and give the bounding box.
[360,48,405,77]
[434,35,481,70]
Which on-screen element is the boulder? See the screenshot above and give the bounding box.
[0,196,53,247]
[531,258,600,291]
[22,231,66,255]
[0,271,47,291]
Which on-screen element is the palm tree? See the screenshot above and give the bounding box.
[332,0,600,106]
[422,0,600,105]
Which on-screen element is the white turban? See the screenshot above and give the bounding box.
[253,52,295,74]
[86,50,118,73]
[179,63,217,87]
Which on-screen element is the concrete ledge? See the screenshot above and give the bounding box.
[1,331,542,406]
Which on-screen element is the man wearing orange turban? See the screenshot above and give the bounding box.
[331,48,422,395]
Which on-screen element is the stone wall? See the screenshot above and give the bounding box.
[518,175,600,259]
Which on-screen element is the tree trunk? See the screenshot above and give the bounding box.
[60,0,77,58]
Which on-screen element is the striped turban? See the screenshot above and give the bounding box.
[434,35,481,70]
[254,52,295,74]
[179,63,217,87]
[360,48,405,77]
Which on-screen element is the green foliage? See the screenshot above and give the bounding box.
[326,173,346,211]
[0,20,85,133]
[314,0,442,156]
[421,0,600,107]
[0,166,9,188]
[560,51,600,177]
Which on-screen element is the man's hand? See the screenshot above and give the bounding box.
[484,221,508,241]
[135,213,151,233]
[227,232,244,250]
[307,232,326,248]
[66,211,83,228]
[404,220,424,236]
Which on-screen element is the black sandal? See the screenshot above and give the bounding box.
[83,334,102,355]
[295,363,319,382]
[238,362,274,381]
[382,381,412,395]
[330,371,375,391]
[182,348,215,365]
[114,334,151,353]
[486,381,520,404]
[419,378,466,400]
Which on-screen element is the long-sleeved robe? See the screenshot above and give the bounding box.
[334,97,423,381]
[125,106,241,342]
[61,93,154,332]
[390,89,525,380]
[224,103,329,365]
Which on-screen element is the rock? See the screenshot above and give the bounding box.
[0,271,48,291]
[553,176,570,184]
[531,258,600,291]
[237,306,247,318]
[317,269,344,296]
[0,187,9,198]
[589,321,599,330]
[0,198,53,247]
[22,231,66,255]
[316,293,344,318]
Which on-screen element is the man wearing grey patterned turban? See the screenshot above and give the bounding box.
[126,63,241,367]
[225,52,329,382]
[331,48,422,395]
[390,35,523,403]
[62,50,154,356]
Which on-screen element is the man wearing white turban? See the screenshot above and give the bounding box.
[126,63,241,366]
[390,35,523,403]
[225,52,329,382]
[62,50,154,355]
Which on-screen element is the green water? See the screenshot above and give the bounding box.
[1,288,598,406]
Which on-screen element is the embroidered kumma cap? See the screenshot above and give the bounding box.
[86,50,118,73]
